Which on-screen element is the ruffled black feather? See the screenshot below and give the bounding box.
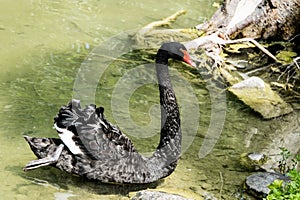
[54,99,136,160]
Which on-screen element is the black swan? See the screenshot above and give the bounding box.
[23,42,195,184]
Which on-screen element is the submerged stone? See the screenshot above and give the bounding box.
[228,76,293,119]
[131,190,192,200]
[240,152,268,171]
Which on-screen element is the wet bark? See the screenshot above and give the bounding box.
[196,0,300,40]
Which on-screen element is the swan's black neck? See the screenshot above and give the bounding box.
[149,49,182,177]
[156,63,181,148]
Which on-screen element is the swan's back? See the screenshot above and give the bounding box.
[54,99,137,161]
[51,99,176,183]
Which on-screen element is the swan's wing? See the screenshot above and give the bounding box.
[54,99,136,160]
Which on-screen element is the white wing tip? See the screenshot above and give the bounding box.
[54,123,83,155]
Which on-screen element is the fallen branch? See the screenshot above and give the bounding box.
[185,32,278,63]
[136,10,187,37]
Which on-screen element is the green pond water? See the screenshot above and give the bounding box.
[1,1,299,200]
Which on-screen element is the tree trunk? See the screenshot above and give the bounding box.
[196,0,300,40]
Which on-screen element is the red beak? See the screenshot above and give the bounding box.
[182,50,196,67]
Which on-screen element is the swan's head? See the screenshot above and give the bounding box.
[158,42,196,67]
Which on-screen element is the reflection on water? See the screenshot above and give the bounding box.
[1,1,299,200]
[0,0,211,81]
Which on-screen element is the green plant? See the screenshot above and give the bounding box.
[264,148,300,200]
[278,147,300,174]
[265,169,300,200]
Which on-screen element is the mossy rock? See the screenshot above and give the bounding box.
[229,76,293,119]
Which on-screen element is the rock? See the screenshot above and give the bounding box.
[240,152,268,171]
[231,76,265,89]
[200,182,213,190]
[131,190,192,200]
[260,121,300,172]
[245,172,290,198]
[228,76,293,119]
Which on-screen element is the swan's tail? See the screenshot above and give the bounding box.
[23,136,63,170]
[23,136,62,158]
